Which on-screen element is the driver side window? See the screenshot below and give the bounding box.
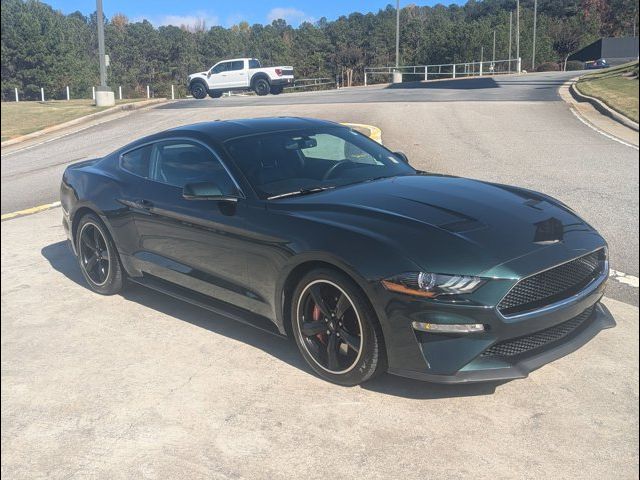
[148,140,237,194]
[211,62,229,75]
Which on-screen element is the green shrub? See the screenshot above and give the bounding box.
[565,61,584,71]
[536,62,560,72]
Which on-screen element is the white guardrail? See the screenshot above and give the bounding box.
[364,58,522,86]
[285,77,335,90]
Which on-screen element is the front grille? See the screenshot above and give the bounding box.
[498,249,605,316]
[481,306,595,358]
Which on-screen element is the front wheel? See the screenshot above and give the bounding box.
[75,213,124,295]
[253,78,270,96]
[190,82,208,99]
[291,269,385,386]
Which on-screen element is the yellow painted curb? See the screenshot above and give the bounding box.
[341,123,383,143]
[1,201,61,221]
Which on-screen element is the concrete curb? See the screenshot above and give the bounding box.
[570,83,639,132]
[1,98,169,148]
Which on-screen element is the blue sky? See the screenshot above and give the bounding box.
[45,1,464,28]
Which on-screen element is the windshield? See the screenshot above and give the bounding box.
[224,127,416,199]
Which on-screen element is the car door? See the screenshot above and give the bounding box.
[207,61,232,89]
[126,138,268,314]
[225,60,249,88]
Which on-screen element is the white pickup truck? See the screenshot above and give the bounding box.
[187,58,294,99]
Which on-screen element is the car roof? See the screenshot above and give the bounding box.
[167,117,342,142]
[215,58,252,63]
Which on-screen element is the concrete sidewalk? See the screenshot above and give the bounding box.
[1,208,638,479]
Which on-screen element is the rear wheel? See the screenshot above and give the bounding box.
[253,78,270,96]
[190,81,207,99]
[291,268,385,386]
[75,213,124,295]
[208,91,222,99]
[270,85,283,95]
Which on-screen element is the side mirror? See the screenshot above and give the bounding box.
[183,182,238,202]
[393,151,409,164]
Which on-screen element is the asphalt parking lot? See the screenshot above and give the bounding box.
[1,73,639,478]
[1,207,638,479]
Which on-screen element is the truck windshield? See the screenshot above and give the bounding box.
[224,126,416,199]
[248,59,261,69]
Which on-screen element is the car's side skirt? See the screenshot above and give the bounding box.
[128,273,286,338]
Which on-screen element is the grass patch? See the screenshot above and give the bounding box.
[1,98,142,142]
[576,61,639,123]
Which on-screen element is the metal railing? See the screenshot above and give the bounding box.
[284,77,335,90]
[364,58,521,86]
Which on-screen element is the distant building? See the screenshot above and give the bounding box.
[568,37,639,65]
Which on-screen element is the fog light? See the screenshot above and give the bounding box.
[412,322,485,333]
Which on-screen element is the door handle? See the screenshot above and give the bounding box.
[133,199,154,210]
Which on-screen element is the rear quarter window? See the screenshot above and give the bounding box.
[120,145,152,178]
[248,59,261,69]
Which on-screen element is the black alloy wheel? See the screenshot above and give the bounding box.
[191,82,207,99]
[75,213,124,295]
[79,222,110,285]
[292,269,385,386]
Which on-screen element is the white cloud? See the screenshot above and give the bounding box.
[266,7,313,25]
[136,11,220,29]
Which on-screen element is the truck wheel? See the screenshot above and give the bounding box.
[253,78,270,96]
[270,85,283,95]
[208,91,222,99]
[190,82,207,99]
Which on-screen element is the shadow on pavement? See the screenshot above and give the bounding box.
[385,77,500,90]
[41,240,503,399]
[385,77,569,90]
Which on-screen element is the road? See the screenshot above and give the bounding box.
[1,71,638,305]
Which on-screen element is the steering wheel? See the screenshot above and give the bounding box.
[322,160,354,180]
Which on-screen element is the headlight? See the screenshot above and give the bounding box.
[381,272,485,298]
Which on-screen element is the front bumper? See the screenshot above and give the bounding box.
[388,302,615,383]
[377,266,614,383]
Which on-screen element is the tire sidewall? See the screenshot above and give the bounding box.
[291,269,382,386]
[191,82,207,99]
[75,214,123,295]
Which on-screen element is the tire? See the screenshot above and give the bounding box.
[253,78,270,96]
[75,213,124,295]
[190,81,208,99]
[270,85,283,95]
[291,268,385,386]
[208,91,222,99]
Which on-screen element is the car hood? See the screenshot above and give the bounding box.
[272,174,603,277]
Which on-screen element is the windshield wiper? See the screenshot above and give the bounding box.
[267,186,335,200]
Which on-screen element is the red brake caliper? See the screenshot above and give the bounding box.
[313,304,327,344]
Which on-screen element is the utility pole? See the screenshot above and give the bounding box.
[492,30,496,63]
[508,11,513,60]
[95,0,114,106]
[516,0,520,72]
[532,0,538,70]
[395,0,400,68]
